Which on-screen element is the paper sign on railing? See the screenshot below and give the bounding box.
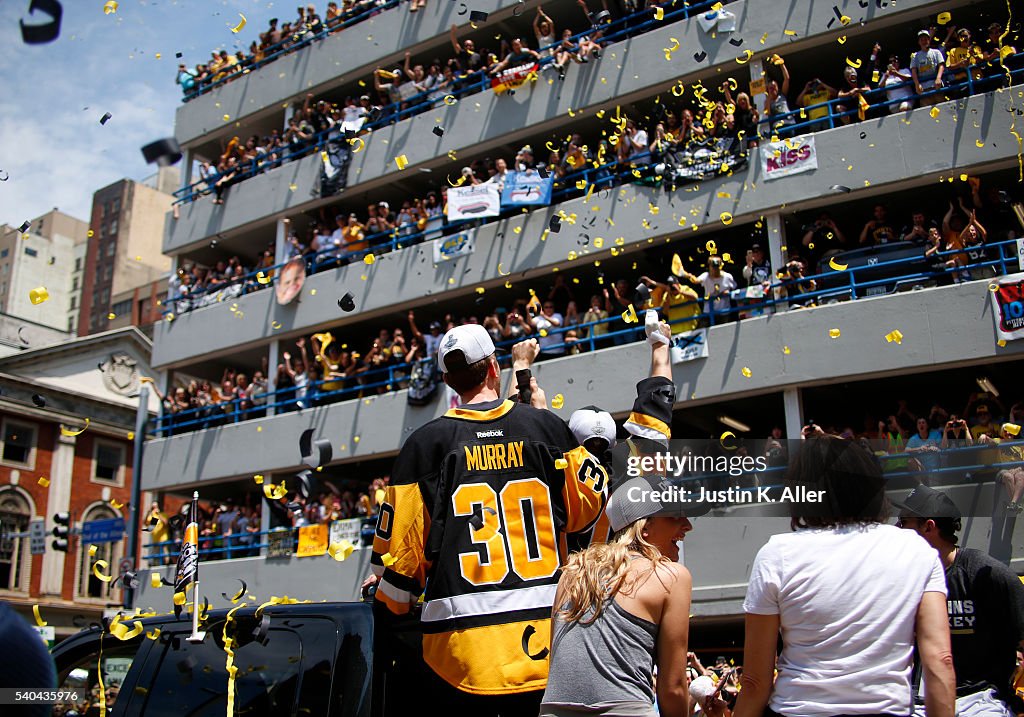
[761,136,818,181]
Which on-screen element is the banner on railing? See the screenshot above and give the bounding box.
[267,528,295,559]
[670,329,709,364]
[329,518,363,548]
[320,136,353,198]
[296,524,329,557]
[491,62,539,94]
[433,229,476,263]
[663,137,747,185]
[990,272,1024,343]
[501,170,553,206]
[446,183,501,221]
[761,136,818,181]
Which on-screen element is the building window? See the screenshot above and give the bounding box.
[0,249,7,258]
[72,277,78,291]
[74,258,82,272]
[108,219,118,236]
[93,440,125,485]
[0,490,31,592]
[0,421,36,468]
[111,299,131,317]
[103,265,112,282]
[70,296,76,310]
[24,248,37,258]
[111,198,121,215]
[76,505,121,600]
[106,243,115,258]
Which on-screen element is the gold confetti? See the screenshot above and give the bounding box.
[706,240,718,254]
[829,328,841,339]
[783,346,791,355]
[885,330,904,344]
[349,137,365,153]
[60,418,90,437]
[784,29,797,36]
[720,431,737,448]
[146,628,162,640]
[846,57,862,69]
[256,271,272,284]
[998,340,1007,347]
[92,559,113,583]
[621,304,638,323]
[838,35,847,44]
[671,254,684,276]
[328,540,355,561]
[930,107,940,119]
[720,212,733,225]
[103,1,118,13]
[364,254,376,265]
[741,367,752,378]
[443,95,457,106]
[223,114,231,122]
[88,544,98,557]
[33,605,47,627]
[736,50,753,64]
[394,155,409,170]
[828,257,848,271]
[110,499,123,510]
[253,474,264,485]
[551,394,565,410]
[107,312,116,320]
[37,476,50,487]
[760,32,769,44]
[29,287,49,305]
[109,619,143,641]
[151,572,162,588]
[654,6,664,20]
[447,150,458,161]
[959,173,968,182]
[381,552,397,567]
[975,139,984,148]
[263,482,287,500]
[937,11,951,24]
[173,591,187,606]
[231,12,247,33]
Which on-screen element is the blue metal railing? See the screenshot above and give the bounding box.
[171,0,724,204]
[141,439,1024,564]
[152,236,1021,437]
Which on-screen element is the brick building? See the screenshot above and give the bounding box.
[0,327,161,637]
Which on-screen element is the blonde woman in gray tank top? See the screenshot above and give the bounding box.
[541,475,695,717]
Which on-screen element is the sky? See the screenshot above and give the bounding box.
[0,0,279,227]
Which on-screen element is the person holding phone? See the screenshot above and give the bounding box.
[941,415,974,450]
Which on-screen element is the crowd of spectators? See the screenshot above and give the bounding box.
[764,19,1018,139]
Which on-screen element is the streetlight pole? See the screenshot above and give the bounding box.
[124,385,149,609]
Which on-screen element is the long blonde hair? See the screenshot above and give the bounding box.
[558,518,667,624]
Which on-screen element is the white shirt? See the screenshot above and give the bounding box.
[534,312,564,353]
[744,524,946,717]
[696,271,737,312]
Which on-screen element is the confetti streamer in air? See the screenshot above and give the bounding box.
[103,1,118,14]
[885,330,904,344]
[60,418,91,437]
[231,13,247,33]
[829,328,841,339]
[29,287,49,305]
[20,0,63,44]
[828,257,848,271]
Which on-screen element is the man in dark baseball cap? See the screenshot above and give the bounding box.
[896,484,1024,716]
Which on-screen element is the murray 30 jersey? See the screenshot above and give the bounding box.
[371,399,608,695]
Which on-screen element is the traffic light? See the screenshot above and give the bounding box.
[52,512,71,552]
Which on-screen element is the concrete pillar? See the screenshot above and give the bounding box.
[39,433,76,597]
[764,213,787,313]
[259,484,272,557]
[783,388,804,441]
[274,217,290,265]
[181,149,195,189]
[266,342,280,416]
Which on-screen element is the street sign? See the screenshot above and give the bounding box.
[29,519,46,555]
[81,517,126,545]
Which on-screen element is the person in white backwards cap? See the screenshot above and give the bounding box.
[369,322,609,715]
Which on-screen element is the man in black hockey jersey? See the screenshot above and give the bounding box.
[897,485,1024,717]
[369,323,608,715]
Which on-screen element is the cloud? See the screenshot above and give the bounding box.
[0,0,257,225]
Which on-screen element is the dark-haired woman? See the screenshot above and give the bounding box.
[734,436,955,717]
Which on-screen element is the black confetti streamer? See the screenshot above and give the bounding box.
[100,112,112,125]
[20,0,62,45]
[693,51,707,62]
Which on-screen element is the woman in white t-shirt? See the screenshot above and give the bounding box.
[733,436,955,717]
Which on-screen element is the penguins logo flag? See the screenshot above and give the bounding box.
[174,498,199,598]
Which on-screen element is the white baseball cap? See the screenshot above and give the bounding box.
[437,324,495,373]
[569,407,617,450]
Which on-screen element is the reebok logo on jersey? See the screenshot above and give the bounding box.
[476,430,505,438]
[465,441,525,470]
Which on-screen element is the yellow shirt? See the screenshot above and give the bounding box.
[801,88,832,120]
[653,285,700,332]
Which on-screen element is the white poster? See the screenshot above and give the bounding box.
[761,136,818,181]
[446,183,501,221]
[432,230,476,263]
[670,329,709,364]
[329,518,363,549]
